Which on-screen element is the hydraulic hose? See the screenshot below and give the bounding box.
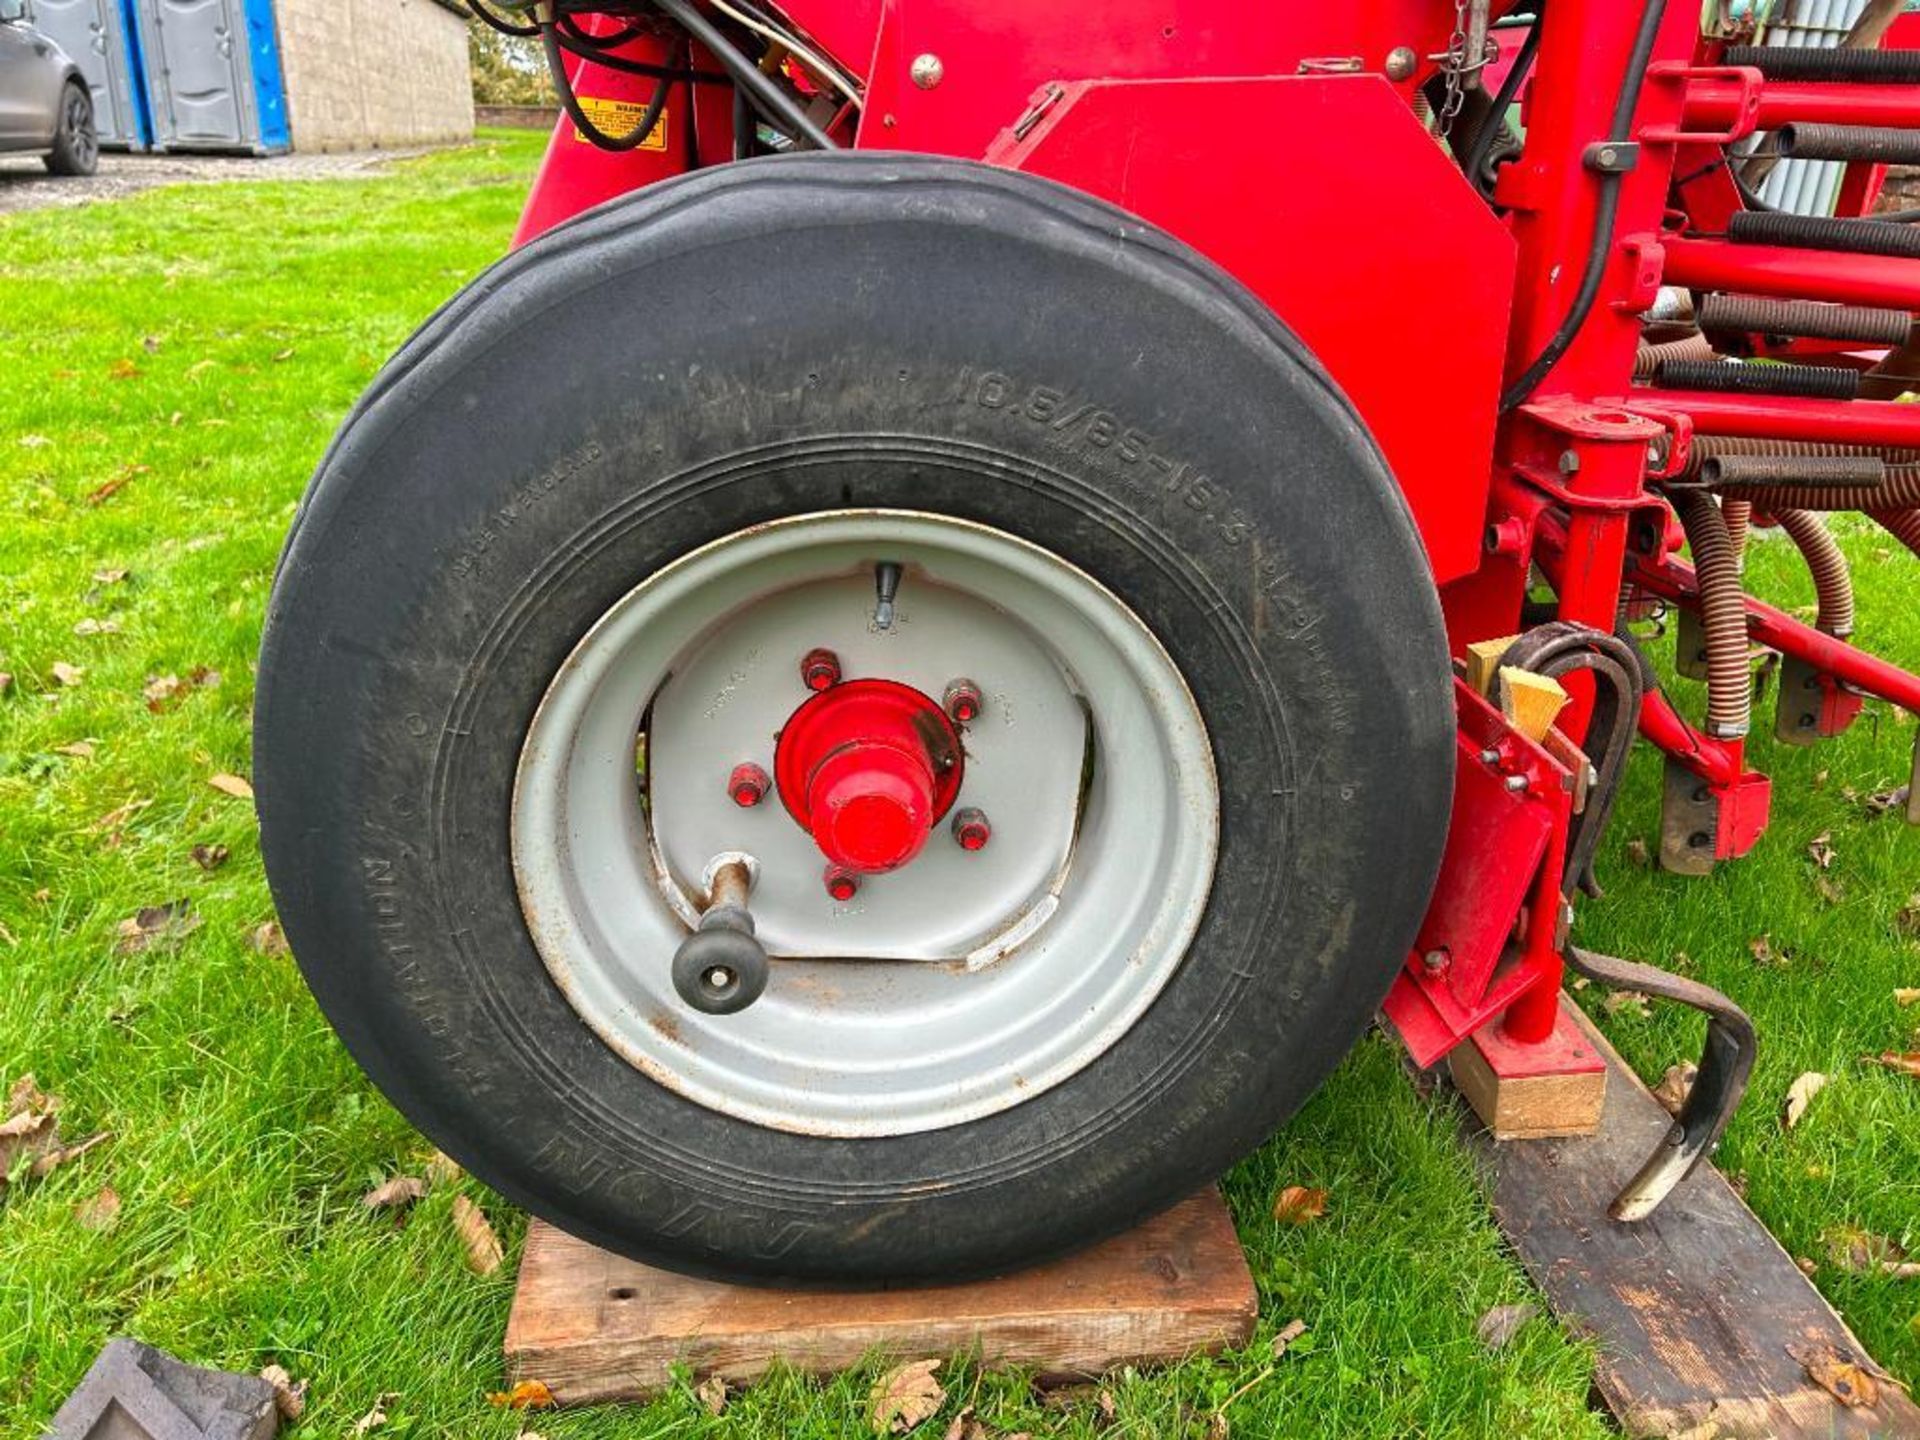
[1710,466,1920,511]
[1774,509,1856,636]
[1632,332,1715,379]
[1873,507,1920,560]
[1671,490,1753,737]
[1723,496,1751,573]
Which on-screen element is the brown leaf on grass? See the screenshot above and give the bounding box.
[1898,898,1920,941]
[1271,1185,1329,1225]
[351,1393,397,1435]
[1808,832,1837,869]
[1,1076,108,1192]
[362,1174,427,1212]
[84,465,146,505]
[74,1185,121,1231]
[1270,1318,1308,1358]
[142,336,161,355]
[208,772,254,800]
[92,568,128,586]
[1475,1302,1537,1351]
[250,920,289,956]
[115,901,200,955]
[190,843,229,872]
[452,1194,503,1275]
[1825,1225,1908,1274]
[259,1364,307,1421]
[1783,1071,1828,1130]
[50,662,84,688]
[91,798,151,833]
[695,1375,728,1416]
[72,618,120,637]
[1750,934,1793,969]
[488,1380,555,1410]
[1602,990,1652,1020]
[1896,989,1920,1007]
[1865,785,1912,818]
[1653,1062,1698,1117]
[1863,1051,1920,1078]
[1793,1344,1879,1409]
[869,1358,944,1435]
[144,674,185,710]
[108,358,141,380]
[1625,837,1650,868]
[189,665,221,689]
[54,741,95,759]
[0,672,11,696]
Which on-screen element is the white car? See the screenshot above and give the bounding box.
[0,0,96,175]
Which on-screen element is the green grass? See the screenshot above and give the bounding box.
[0,129,1913,1438]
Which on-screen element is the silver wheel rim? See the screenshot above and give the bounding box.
[511,510,1219,1136]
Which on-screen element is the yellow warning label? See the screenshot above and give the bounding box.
[572,96,668,150]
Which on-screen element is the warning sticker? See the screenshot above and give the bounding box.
[571,96,668,150]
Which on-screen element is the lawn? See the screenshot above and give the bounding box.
[0,129,1914,1439]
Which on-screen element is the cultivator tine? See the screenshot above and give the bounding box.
[1563,948,1757,1223]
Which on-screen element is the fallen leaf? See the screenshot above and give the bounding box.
[50,662,84,687]
[115,901,200,955]
[1825,1225,1906,1274]
[1602,989,1652,1020]
[1750,934,1792,968]
[695,1375,728,1416]
[108,357,141,380]
[1865,785,1911,818]
[84,465,146,505]
[89,568,126,587]
[259,1364,307,1421]
[189,665,221,689]
[0,672,11,695]
[1896,989,1920,1007]
[190,843,229,872]
[142,335,161,355]
[1808,832,1837,869]
[1653,1061,1698,1117]
[1898,897,1920,940]
[1475,1302,1537,1351]
[72,618,119,637]
[54,741,95,759]
[362,1174,427,1211]
[1625,837,1650,867]
[144,674,185,710]
[273,347,297,362]
[488,1380,555,1410]
[452,1194,503,1275]
[92,798,151,833]
[1270,1318,1308,1358]
[1797,1256,1820,1277]
[1783,1071,1828,1129]
[1863,1051,1920,1078]
[869,1358,944,1435]
[1794,1344,1879,1409]
[250,920,289,956]
[207,772,254,800]
[74,1185,121,1231]
[1,1075,108,1193]
[1271,1185,1329,1225]
[351,1393,396,1435]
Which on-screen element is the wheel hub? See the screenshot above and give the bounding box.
[773,678,964,873]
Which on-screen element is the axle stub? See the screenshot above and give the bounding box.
[1563,946,1756,1222]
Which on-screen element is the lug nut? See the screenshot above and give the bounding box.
[943,678,983,724]
[727,762,770,808]
[951,808,991,851]
[801,647,842,692]
[824,865,859,902]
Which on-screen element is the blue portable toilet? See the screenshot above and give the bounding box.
[130,0,288,154]
[29,0,152,150]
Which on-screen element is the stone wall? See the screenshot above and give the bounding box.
[275,0,473,152]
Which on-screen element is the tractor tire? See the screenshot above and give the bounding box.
[256,153,1453,1284]
[44,81,97,177]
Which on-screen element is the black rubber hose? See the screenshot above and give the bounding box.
[1463,8,1543,195]
[543,24,678,151]
[1500,0,1670,411]
[650,0,836,149]
[467,0,539,38]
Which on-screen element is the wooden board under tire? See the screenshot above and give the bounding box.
[504,1189,1257,1405]
[1463,1007,1920,1439]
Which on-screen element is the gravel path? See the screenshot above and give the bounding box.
[0,146,439,216]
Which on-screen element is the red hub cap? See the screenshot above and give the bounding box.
[774,679,965,873]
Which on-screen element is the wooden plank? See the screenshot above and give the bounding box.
[504,1189,1257,1406]
[1463,1009,1920,1438]
[1448,994,1606,1139]
[1497,665,1571,744]
[1465,634,1521,696]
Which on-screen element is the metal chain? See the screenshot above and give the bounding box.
[1435,0,1495,130]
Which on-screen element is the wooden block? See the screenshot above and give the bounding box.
[1463,634,1521,697]
[1496,665,1571,744]
[1464,1006,1920,1439]
[504,1189,1257,1406]
[1447,994,1607,1140]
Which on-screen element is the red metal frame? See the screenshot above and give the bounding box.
[508,0,1920,1076]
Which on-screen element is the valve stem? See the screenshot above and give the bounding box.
[873,562,903,630]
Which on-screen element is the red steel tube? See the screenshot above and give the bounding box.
[1661,236,1920,311]
[1630,392,1920,449]
[1686,79,1920,130]
[1639,688,1745,787]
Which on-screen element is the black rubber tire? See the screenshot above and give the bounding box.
[44,81,97,177]
[257,153,1453,1284]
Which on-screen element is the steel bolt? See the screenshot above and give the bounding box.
[824,865,859,902]
[1422,946,1450,973]
[951,807,992,851]
[943,677,984,724]
[910,52,945,89]
[1557,449,1581,476]
[1384,45,1417,81]
[1503,773,1530,793]
[801,647,842,692]
[728,762,770,808]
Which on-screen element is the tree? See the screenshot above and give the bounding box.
[469,15,552,107]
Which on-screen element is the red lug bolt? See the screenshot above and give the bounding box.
[800,648,842,692]
[727,762,770,808]
[951,807,991,851]
[823,865,860,902]
[943,677,983,724]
